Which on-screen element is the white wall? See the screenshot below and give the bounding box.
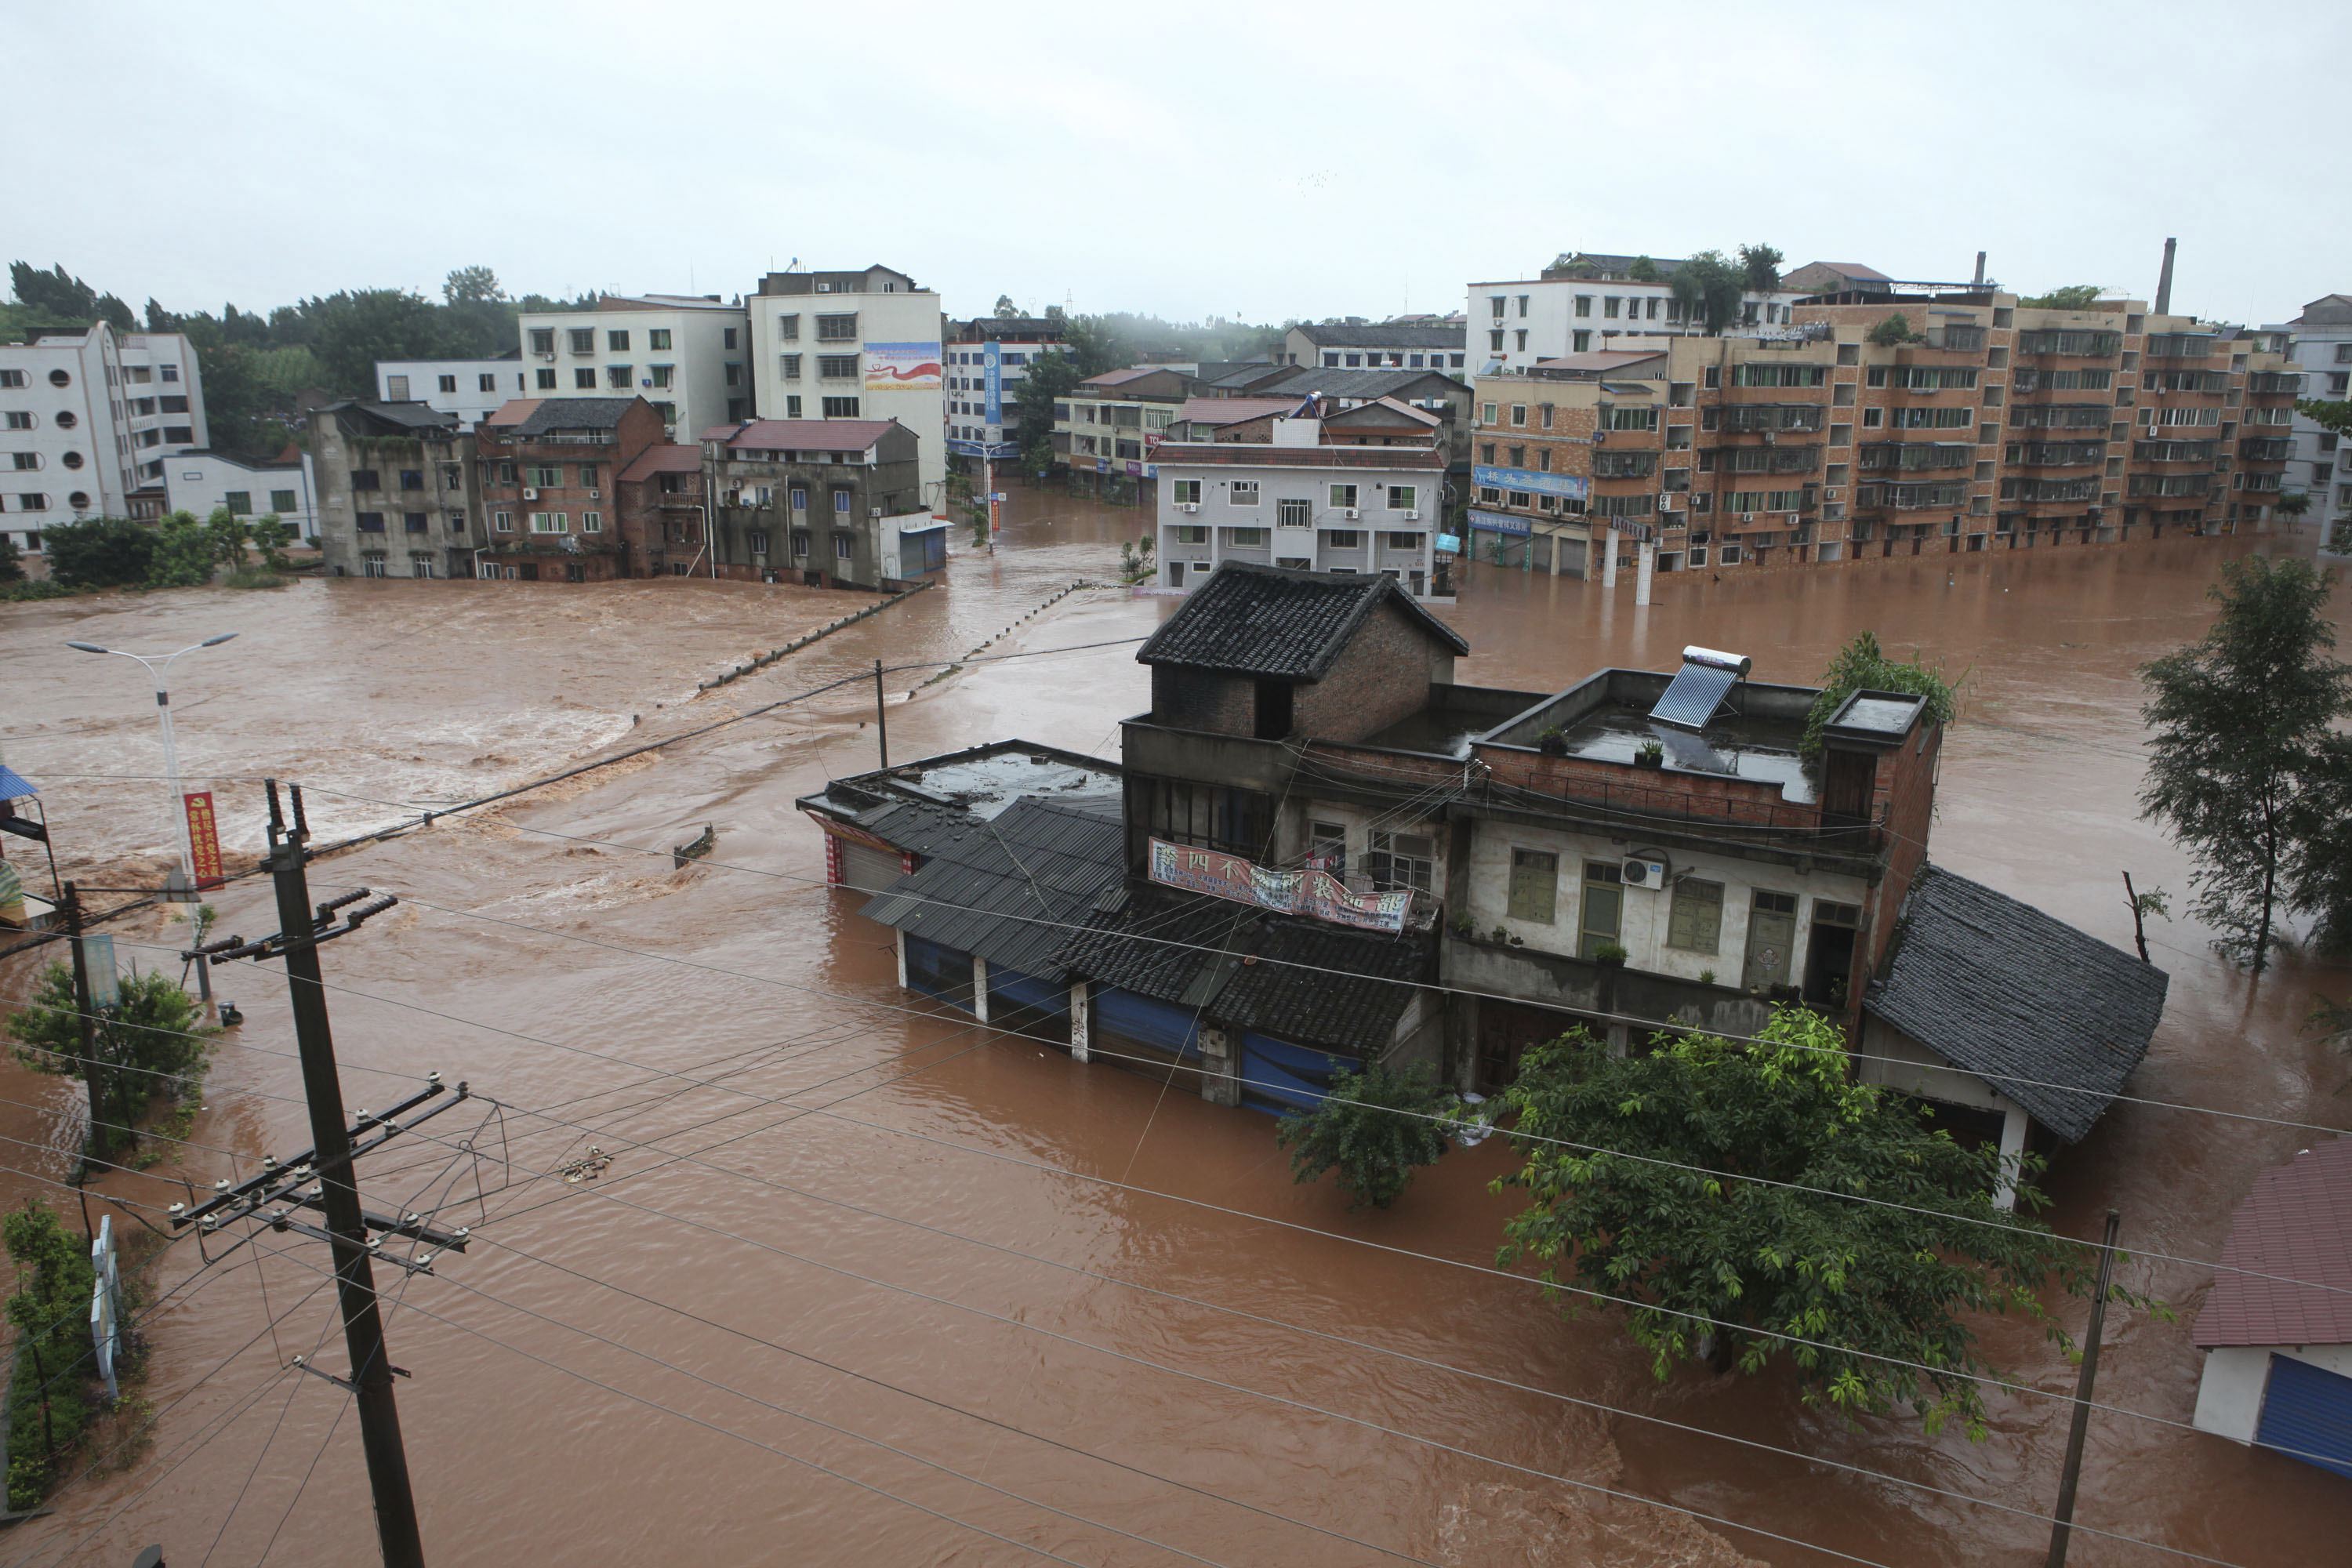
[2194,1344,2352,1444]
[1466,278,1809,372]
[1154,452,1440,595]
[376,358,527,429]
[0,325,205,548]
[164,452,320,539]
[945,339,1056,445]
[749,286,945,503]
[517,303,746,441]
[2267,320,2351,536]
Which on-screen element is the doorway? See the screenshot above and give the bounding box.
[1743,890,1796,990]
[1802,900,1860,1009]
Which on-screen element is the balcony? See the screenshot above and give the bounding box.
[2002,478,2100,504]
[2132,439,2219,464]
[2247,373,2304,397]
[1446,931,1775,1041]
[2008,405,2108,431]
[1857,481,1968,511]
[1592,452,1657,480]
[2016,330,2121,358]
[2126,474,2214,499]
[1712,405,1824,435]
[2010,441,2106,468]
[2238,437,2293,463]
[1858,441,1970,473]
[1714,446,1822,476]
[2143,332,2217,359]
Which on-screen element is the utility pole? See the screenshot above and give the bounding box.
[2045,1209,2122,1568]
[873,659,889,770]
[60,883,109,1173]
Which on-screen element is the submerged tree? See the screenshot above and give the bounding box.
[2140,555,2351,971]
[1494,1010,2151,1435]
[1276,1062,1460,1208]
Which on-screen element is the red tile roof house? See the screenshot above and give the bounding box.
[2191,1137,2352,1478]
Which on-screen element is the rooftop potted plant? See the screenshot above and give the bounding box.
[1635,738,1664,768]
[1592,940,1628,967]
[1535,725,1568,757]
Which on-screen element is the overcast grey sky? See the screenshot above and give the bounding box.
[11,1,2346,329]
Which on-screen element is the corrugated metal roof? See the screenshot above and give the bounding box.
[2194,1138,2352,1348]
[860,798,1125,980]
[0,764,37,801]
[1864,865,2168,1142]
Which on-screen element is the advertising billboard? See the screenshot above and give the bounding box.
[864,342,942,392]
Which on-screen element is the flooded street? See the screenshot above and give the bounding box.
[2,495,2349,1566]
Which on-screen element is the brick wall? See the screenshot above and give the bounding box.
[1152,666,1255,735]
[1292,600,1454,742]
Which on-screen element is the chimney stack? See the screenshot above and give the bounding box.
[2155,237,2177,315]
[1973,251,1986,288]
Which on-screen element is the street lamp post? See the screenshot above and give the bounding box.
[66,633,238,899]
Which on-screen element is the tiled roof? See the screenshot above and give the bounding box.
[1136,561,1468,678]
[485,397,637,435]
[1203,365,1301,390]
[1054,887,1243,1007]
[708,419,900,452]
[1291,321,1468,350]
[1327,397,1443,427]
[1151,442,1444,470]
[1864,866,2168,1143]
[1802,261,1891,282]
[618,445,702,481]
[861,798,1125,980]
[1171,397,1305,426]
[328,400,461,434]
[1254,367,1462,400]
[2194,1138,2352,1348]
[1532,349,1670,373]
[1214,920,1426,1055]
[1084,367,1163,388]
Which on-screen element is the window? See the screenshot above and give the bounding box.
[4,412,32,430]
[816,314,858,342]
[493,510,513,532]
[779,352,804,380]
[386,374,412,400]
[0,371,23,388]
[1388,485,1417,511]
[530,512,567,533]
[1510,405,1526,426]
[529,328,556,354]
[1540,404,1555,430]
[438,375,458,394]
[574,368,597,390]
[1490,330,1504,352]
[1345,353,1363,368]
[404,511,428,533]
[818,354,858,379]
[1490,296,1507,319]
[1578,862,1623,959]
[271,489,297,512]
[567,328,593,354]
[822,397,861,417]
[1277,498,1310,528]
[748,529,770,554]
[786,394,803,418]
[833,488,852,515]
[1508,848,1557,924]
[1229,527,1269,546]
[1367,832,1433,895]
[579,463,600,488]
[1515,329,1528,350]
[833,533,854,560]
[356,510,386,533]
[1230,480,1259,506]
[536,368,557,390]
[399,469,424,491]
[1605,296,1621,320]
[527,464,562,488]
[223,491,252,515]
[1385,530,1422,550]
[1171,478,1201,504]
[350,468,379,490]
[580,511,602,533]
[790,529,811,557]
[1174,524,1207,546]
[1308,822,1346,873]
[361,554,387,577]
[1667,878,1723,953]
[1329,483,1359,510]
[1480,402,1497,425]
[16,493,45,510]
[607,365,632,389]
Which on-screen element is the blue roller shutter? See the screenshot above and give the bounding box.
[1240,1033,1362,1116]
[905,935,975,1013]
[2256,1354,2352,1480]
[988,967,1071,1044]
[1091,987,1202,1068]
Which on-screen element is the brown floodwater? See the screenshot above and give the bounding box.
[0,495,2347,1566]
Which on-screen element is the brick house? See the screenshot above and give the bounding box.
[307,399,479,579]
[699,417,940,587]
[474,397,664,582]
[615,443,706,576]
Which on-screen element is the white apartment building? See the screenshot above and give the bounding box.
[1468,251,1810,374]
[376,354,528,429]
[746,266,946,503]
[945,319,1066,448]
[1154,423,1446,598]
[2268,294,2352,549]
[163,450,320,539]
[517,295,747,442]
[1,323,206,554]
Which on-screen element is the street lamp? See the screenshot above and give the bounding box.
[67,633,238,898]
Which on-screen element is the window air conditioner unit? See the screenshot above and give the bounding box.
[1621,856,1668,888]
[870,505,884,517]
[1826,487,1841,499]
[1180,501,1200,513]
[1657,493,1675,509]
[588,489,601,499]
[522,488,539,500]
[1740,511,1755,522]
[1403,509,1420,521]
[1344,507,1360,520]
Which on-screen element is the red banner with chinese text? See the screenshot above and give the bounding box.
[183,791,225,889]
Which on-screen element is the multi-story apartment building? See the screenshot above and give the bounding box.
[2266,294,2352,550]
[745,266,945,504]
[163,449,319,539]
[1,324,205,557]
[1281,321,1468,376]
[517,295,748,441]
[1466,287,2299,579]
[1152,413,1446,597]
[615,445,706,578]
[1468,251,1813,374]
[945,317,1068,449]
[699,417,942,587]
[474,397,665,583]
[308,400,479,579]
[1054,366,1195,494]
[376,354,528,430]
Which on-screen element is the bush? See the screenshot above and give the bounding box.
[0,532,21,583]
[223,566,290,590]
[42,517,155,589]
[1,579,82,603]
[1276,1061,1461,1208]
[4,1200,100,1508]
[1802,631,1960,757]
[6,962,210,1158]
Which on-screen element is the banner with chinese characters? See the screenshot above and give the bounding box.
[183,790,226,889]
[1147,838,1410,934]
[864,341,942,392]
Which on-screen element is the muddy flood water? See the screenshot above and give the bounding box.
[2,492,2348,1566]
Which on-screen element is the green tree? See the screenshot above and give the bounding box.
[202,506,251,568]
[1867,313,1923,347]
[2278,490,2311,524]
[249,514,294,572]
[0,532,21,583]
[41,517,154,588]
[1627,256,1661,282]
[7,961,209,1156]
[4,1200,100,1508]
[1800,630,1959,757]
[1276,1062,1461,1208]
[303,287,447,396]
[993,294,1020,318]
[1014,348,1082,476]
[2296,398,2352,441]
[145,511,215,588]
[444,265,505,306]
[1496,1011,2144,1435]
[2022,285,2105,310]
[1737,243,1784,293]
[1668,251,1746,334]
[2140,555,2351,971]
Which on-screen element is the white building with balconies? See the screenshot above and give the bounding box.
[0,322,205,560]
[517,295,747,443]
[2267,294,2352,552]
[746,266,946,506]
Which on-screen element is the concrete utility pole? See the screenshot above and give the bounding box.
[873,659,889,770]
[2045,1209,2123,1568]
[60,882,109,1172]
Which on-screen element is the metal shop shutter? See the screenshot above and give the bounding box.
[1091,987,1202,1067]
[987,967,1071,1044]
[904,935,975,1013]
[838,840,907,893]
[2257,1354,2352,1480]
[1240,1033,1361,1117]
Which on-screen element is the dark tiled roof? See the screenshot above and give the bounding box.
[1054,887,1240,1007]
[860,799,1124,980]
[486,397,637,435]
[1291,322,1467,350]
[328,400,460,434]
[1864,866,2168,1142]
[1203,365,1301,390]
[2194,1138,2352,1348]
[618,445,702,481]
[709,419,902,452]
[1256,367,1462,400]
[1136,561,1469,678]
[1215,920,1426,1055]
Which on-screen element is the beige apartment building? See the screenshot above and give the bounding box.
[1468,288,2299,577]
